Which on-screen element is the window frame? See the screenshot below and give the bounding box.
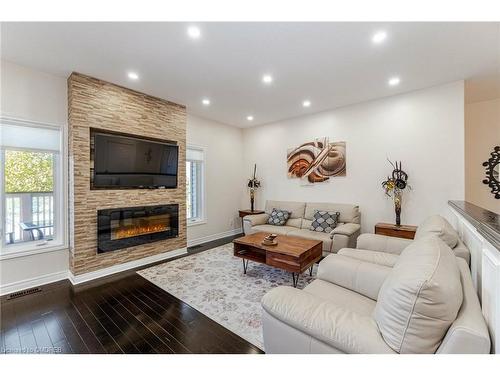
[0,117,68,259]
[186,144,206,227]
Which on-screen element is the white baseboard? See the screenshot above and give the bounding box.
[1,247,188,295]
[188,228,242,247]
[1,231,241,295]
[68,247,188,285]
[0,230,239,296]
[0,270,69,296]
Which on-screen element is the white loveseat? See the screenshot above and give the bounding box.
[243,200,361,256]
[261,236,490,354]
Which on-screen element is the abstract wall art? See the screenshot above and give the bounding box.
[287,138,346,183]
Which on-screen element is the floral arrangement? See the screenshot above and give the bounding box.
[381,160,410,226]
[247,164,261,212]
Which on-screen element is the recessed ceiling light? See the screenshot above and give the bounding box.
[372,31,387,44]
[262,74,273,84]
[187,26,201,39]
[388,76,401,86]
[127,71,139,80]
[246,115,254,121]
[302,100,311,108]
[202,98,210,106]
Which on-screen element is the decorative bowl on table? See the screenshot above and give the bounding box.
[262,233,278,246]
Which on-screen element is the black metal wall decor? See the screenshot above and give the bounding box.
[482,146,500,199]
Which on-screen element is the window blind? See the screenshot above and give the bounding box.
[186,147,204,161]
[0,121,61,152]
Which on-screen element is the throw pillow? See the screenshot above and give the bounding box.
[374,236,463,353]
[310,210,340,232]
[267,208,290,226]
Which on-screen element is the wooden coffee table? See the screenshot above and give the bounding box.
[233,232,322,287]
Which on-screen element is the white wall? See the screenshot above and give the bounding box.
[0,60,69,290]
[1,60,68,125]
[186,114,245,245]
[242,82,465,233]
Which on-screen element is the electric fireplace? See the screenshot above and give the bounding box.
[97,204,179,253]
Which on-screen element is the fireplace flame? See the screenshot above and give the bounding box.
[112,223,169,240]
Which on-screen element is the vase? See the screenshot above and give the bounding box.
[394,191,402,226]
[250,189,255,212]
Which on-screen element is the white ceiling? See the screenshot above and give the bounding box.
[1,22,499,127]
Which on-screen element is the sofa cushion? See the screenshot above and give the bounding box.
[287,228,332,252]
[265,200,305,219]
[304,279,376,317]
[453,238,471,264]
[310,210,340,233]
[304,202,360,224]
[301,218,313,229]
[356,233,412,255]
[267,208,290,226]
[262,286,394,353]
[316,255,392,300]
[286,218,303,228]
[374,236,463,353]
[252,224,298,236]
[338,248,399,267]
[415,215,458,248]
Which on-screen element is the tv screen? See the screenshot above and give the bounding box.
[91,131,178,189]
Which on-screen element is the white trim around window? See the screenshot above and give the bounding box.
[0,116,68,258]
[186,144,207,227]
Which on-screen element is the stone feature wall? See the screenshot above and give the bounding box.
[68,73,187,275]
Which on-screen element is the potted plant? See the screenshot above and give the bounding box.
[382,160,410,226]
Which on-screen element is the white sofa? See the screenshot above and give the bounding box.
[261,236,490,354]
[243,200,361,256]
[338,215,471,266]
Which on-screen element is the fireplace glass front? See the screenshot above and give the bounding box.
[97,204,178,253]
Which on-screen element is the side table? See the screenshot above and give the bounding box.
[374,222,417,240]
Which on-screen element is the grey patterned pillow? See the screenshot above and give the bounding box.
[310,210,340,232]
[267,208,290,226]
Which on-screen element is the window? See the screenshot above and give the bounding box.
[186,146,205,225]
[0,118,65,253]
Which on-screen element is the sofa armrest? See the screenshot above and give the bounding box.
[330,223,360,237]
[329,223,361,252]
[242,213,269,226]
[261,286,394,353]
[436,259,491,353]
[317,254,391,300]
[356,233,412,255]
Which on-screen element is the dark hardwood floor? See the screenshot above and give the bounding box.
[0,234,263,354]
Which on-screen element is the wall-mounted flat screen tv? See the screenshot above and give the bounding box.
[91,130,178,189]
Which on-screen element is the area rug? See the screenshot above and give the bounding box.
[137,243,316,350]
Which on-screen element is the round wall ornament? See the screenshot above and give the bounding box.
[482,146,500,199]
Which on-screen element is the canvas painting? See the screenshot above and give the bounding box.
[287,138,346,183]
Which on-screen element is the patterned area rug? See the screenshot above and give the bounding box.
[137,243,316,350]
